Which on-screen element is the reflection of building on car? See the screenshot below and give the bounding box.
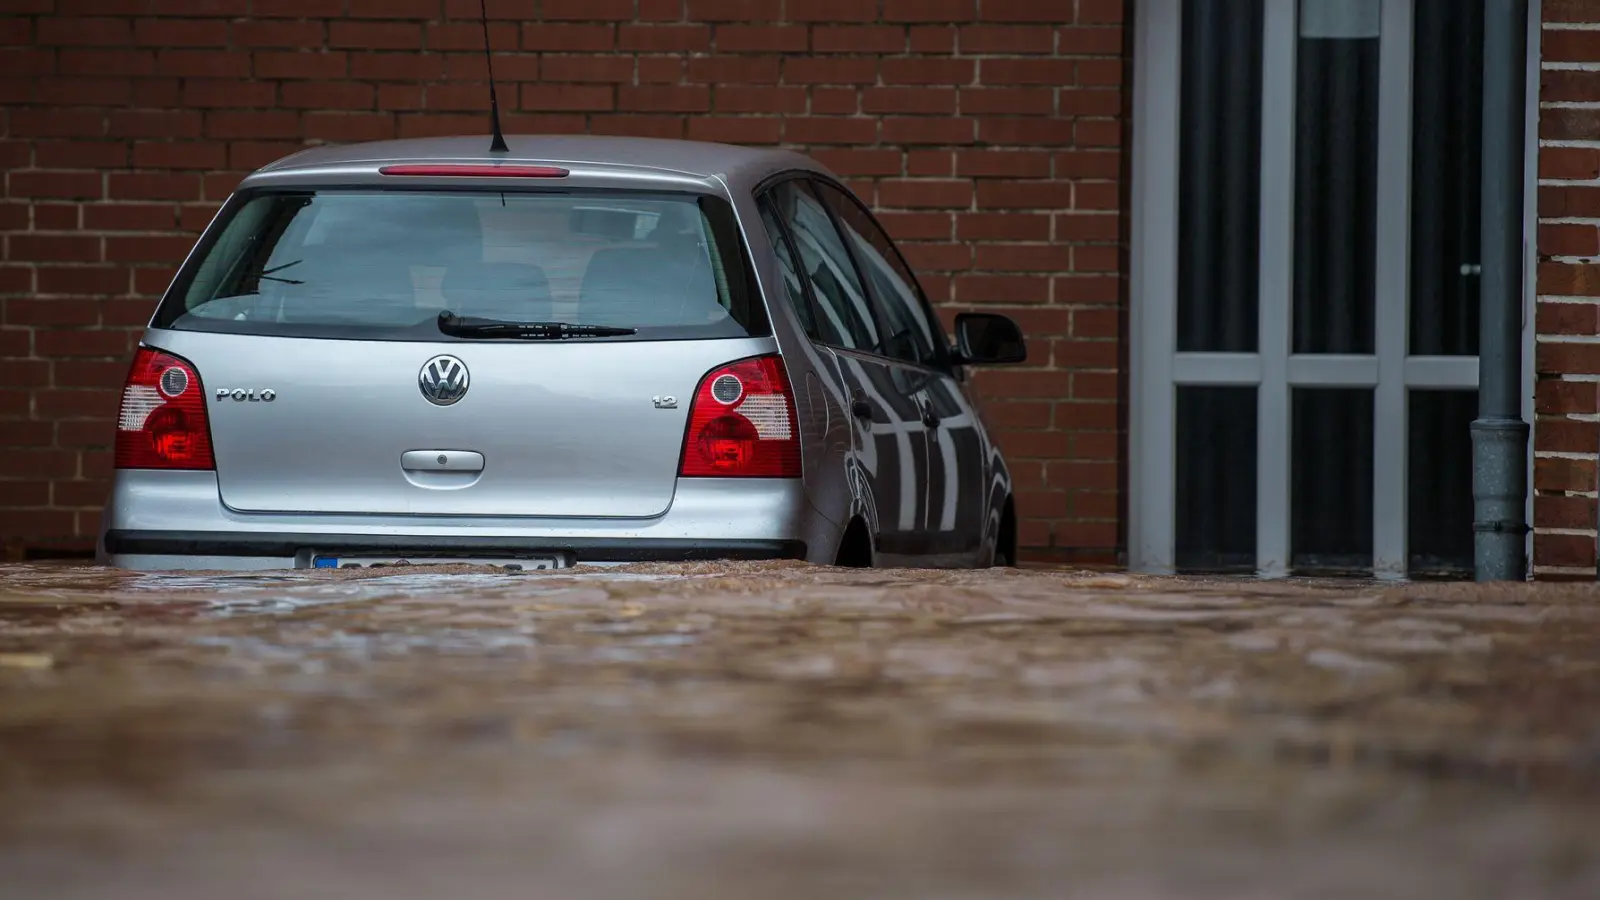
[99,136,1027,572]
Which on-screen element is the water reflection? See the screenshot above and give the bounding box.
[1,562,1598,899]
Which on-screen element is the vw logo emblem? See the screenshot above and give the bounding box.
[419,355,469,406]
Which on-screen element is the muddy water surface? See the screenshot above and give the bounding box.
[1,562,1598,899]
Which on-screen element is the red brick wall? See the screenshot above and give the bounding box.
[1537,0,1600,576]
[0,1,1129,563]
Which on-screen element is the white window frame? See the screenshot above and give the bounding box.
[1130,0,1534,577]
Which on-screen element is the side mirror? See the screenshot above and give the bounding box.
[952,313,1027,365]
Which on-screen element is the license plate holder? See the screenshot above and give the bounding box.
[309,554,565,571]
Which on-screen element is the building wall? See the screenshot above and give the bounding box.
[0,0,1130,563]
[1537,0,1600,576]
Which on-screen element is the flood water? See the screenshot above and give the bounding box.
[1,561,1598,899]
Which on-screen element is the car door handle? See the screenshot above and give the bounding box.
[851,399,874,422]
[919,402,940,429]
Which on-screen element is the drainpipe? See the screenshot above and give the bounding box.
[1472,0,1532,582]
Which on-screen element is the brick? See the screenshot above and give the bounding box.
[519,85,615,112]
[960,25,1054,53]
[954,274,1049,304]
[687,117,783,145]
[205,111,301,140]
[906,149,953,175]
[1538,261,1600,296]
[1539,185,1600,219]
[9,235,100,263]
[638,56,684,83]
[134,19,228,47]
[348,0,438,17]
[811,87,859,114]
[962,87,1054,115]
[1541,107,1600,142]
[880,116,976,144]
[59,49,154,77]
[132,141,228,170]
[713,85,807,114]
[783,116,877,144]
[1078,58,1123,86]
[330,22,424,51]
[106,235,194,264]
[863,87,958,115]
[11,109,108,139]
[1537,301,1599,335]
[979,117,1077,145]
[717,25,808,53]
[282,82,374,110]
[233,20,325,48]
[976,179,1074,209]
[808,148,903,177]
[182,80,277,109]
[541,0,633,17]
[688,0,783,21]
[38,17,130,47]
[785,57,877,84]
[588,115,687,139]
[233,140,304,169]
[881,57,975,85]
[1536,417,1600,453]
[1542,68,1600,103]
[687,57,781,84]
[1533,532,1595,569]
[302,112,396,143]
[5,297,100,327]
[33,204,78,230]
[619,24,711,52]
[1535,493,1596,530]
[813,26,906,53]
[156,50,249,78]
[957,212,1050,240]
[82,205,176,232]
[34,329,129,358]
[957,150,1052,178]
[1542,29,1600,63]
[975,243,1070,271]
[1058,26,1122,55]
[1540,224,1600,258]
[884,0,975,22]
[109,173,202,201]
[541,55,633,83]
[981,0,1074,22]
[259,51,349,80]
[1077,0,1123,24]
[877,211,952,240]
[1529,376,1593,416]
[8,172,102,200]
[250,0,344,14]
[522,24,614,51]
[425,22,517,51]
[910,25,957,52]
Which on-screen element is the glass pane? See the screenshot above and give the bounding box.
[812,181,941,366]
[1292,0,1379,355]
[1291,387,1374,574]
[1410,0,1484,356]
[757,196,823,342]
[1176,386,1258,572]
[1409,390,1476,577]
[765,180,881,352]
[1177,0,1264,352]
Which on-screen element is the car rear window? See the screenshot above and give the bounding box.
[154,188,769,342]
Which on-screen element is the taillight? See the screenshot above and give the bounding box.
[679,355,801,478]
[377,164,569,178]
[113,347,215,470]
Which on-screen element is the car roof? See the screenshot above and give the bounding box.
[257,135,822,184]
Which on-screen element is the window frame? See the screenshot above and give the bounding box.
[806,177,953,371]
[754,170,954,374]
[151,183,770,343]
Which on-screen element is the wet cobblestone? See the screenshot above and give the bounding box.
[1,562,1598,899]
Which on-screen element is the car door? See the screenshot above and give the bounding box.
[809,179,989,566]
[762,178,931,564]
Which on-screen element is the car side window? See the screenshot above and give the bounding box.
[811,180,942,367]
[764,179,881,353]
[756,195,822,342]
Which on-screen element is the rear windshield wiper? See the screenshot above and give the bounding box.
[437,311,637,340]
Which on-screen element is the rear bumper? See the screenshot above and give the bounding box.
[99,470,828,571]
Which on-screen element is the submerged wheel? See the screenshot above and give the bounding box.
[834,518,874,568]
[991,500,1017,568]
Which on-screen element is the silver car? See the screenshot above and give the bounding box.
[97,136,1026,571]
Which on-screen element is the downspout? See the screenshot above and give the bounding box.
[1472,0,1532,581]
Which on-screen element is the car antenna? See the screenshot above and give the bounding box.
[479,0,509,153]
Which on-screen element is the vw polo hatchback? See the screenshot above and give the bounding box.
[97,136,1026,571]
